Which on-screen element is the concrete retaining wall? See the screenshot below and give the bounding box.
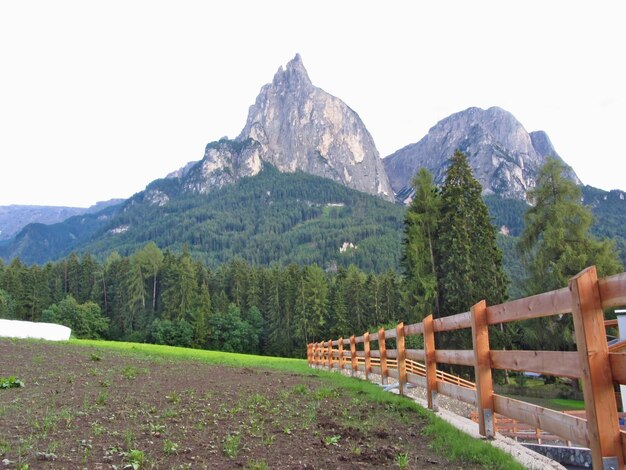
[524,444,592,468]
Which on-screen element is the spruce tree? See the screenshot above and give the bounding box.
[402,168,440,320]
[436,151,508,349]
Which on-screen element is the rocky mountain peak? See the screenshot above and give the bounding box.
[383,106,580,201]
[272,53,312,89]
[183,55,393,200]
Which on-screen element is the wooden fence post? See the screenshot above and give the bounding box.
[397,323,407,396]
[570,266,623,470]
[379,328,388,385]
[317,342,321,367]
[307,343,312,367]
[338,338,344,371]
[471,300,495,438]
[424,314,439,411]
[350,335,357,376]
[364,332,371,380]
[313,342,318,367]
[327,340,333,370]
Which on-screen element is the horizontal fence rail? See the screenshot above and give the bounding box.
[308,266,626,470]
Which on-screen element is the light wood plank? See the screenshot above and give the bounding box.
[570,266,623,467]
[350,336,357,375]
[599,272,626,309]
[490,350,581,378]
[404,322,424,336]
[379,328,388,385]
[433,311,471,332]
[610,352,626,384]
[384,328,397,339]
[397,323,407,396]
[493,394,589,447]
[424,314,438,411]
[364,332,371,380]
[338,338,344,370]
[386,349,398,359]
[471,300,495,437]
[435,349,474,367]
[438,381,477,406]
[406,349,425,361]
[486,287,571,325]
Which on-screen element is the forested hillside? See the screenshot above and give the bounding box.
[1,167,406,272]
[1,169,624,299]
[0,251,406,358]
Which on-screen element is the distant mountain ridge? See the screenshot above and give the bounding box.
[383,106,580,201]
[0,199,122,241]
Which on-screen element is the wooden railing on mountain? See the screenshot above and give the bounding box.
[307,266,626,470]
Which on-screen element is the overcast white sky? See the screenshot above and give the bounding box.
[1,1,624,207]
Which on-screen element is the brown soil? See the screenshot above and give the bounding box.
[0,339,477,469]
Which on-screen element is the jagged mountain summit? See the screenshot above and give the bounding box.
[180,54,393,201]
[383,106,581,201]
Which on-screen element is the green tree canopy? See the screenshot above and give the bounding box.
[519,157,623,294]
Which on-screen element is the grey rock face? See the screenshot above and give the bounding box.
[181,54,393,200]
[183,139,264,193]
[383,106,581,201]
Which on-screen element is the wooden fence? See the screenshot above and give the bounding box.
[307,266,626,470]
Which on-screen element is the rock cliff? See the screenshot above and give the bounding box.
[181,54,393,200]
[383,106,580,201]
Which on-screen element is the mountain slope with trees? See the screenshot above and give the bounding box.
[1,167,406,272]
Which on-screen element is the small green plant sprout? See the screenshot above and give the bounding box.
[165,392,181,404]
[99,379,111,388]
[162,439,179,455]
[148,422,165,436]
[121,366,138,380]
[124,429,135,449]
[223,433,241,458]
[123,449,145,469]
[91,421,106,437]
[246,459,269,470]
[282,426,292,435]
[96,391,108,406]
[323,435,341,446]
[291,384,308,395]
[90,353,102,361]
[395,452,410,469]
[0,376,25,389]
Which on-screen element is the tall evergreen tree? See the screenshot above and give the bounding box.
[295,264,328,345]
[435,151,508,350]
[133,242,164,312]
[402,168,440,320]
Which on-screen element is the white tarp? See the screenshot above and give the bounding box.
[0,319,71,341]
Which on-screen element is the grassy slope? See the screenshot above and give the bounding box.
[74,339,524,469]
